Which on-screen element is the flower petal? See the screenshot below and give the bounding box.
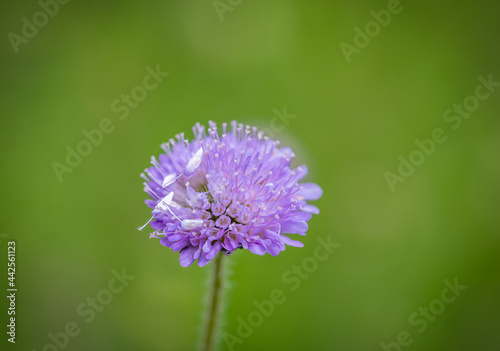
[303,204,320,215]
[295,211,312,222]
[265,242,282,256]
[296,183,323,201]
[160,237,174,247]
[280,219,308,235]
[171,239,190,252]
[248,242,266,255]
[150,220,164,231]
[179,246,197,267]
[207,241,221,260]
[197,252,210,267]
[280,235,304,247]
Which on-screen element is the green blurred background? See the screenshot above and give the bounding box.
[1,0,499,350]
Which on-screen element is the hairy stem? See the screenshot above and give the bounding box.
[201,252,225,351]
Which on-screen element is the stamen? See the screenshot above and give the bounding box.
[138,216,154,231]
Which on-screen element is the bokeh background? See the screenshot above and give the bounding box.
[1,0,499,350]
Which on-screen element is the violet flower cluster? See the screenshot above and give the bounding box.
[140,121,322,267]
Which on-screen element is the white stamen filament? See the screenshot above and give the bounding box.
[138,216,154,231]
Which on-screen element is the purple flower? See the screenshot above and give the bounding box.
[140,121,322,267]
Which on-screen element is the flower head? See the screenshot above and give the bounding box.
[140,121,322,267]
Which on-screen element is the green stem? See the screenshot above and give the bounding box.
[201,252,225,351]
